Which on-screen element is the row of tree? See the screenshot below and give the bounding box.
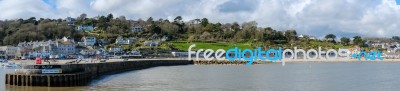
[0,13,396,48]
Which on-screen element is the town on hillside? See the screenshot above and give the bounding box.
[0,14,400,60]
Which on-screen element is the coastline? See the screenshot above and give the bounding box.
[278,59,400,62]
[8,58,400,66]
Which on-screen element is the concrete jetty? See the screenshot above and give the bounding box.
[5,59,193,87]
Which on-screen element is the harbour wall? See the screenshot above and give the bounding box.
[5,59,193,87]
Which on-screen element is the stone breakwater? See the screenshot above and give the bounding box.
[5,59,193,87]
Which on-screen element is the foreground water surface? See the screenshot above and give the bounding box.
[2,62,400,91]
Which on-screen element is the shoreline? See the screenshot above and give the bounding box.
[8,58,400,66]
[277,59,400,62]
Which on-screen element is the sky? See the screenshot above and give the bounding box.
[0,0,400,38]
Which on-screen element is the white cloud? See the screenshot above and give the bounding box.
[0,0,55,19]
[0,0,399,37]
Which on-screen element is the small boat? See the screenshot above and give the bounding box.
[0,59,7,63]
[0,59,8,67]
[4,62,21,69]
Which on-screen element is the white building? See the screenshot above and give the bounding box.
[144,41,159,47]
[115,36,136,45]
[0,46,18,59]
[56,37,76,55]
[18,40,56,58]
[115,36,125,44]
[75,25,94,31]
[80,37,96,46]
[109,46,123,53]
[28,45,57,58]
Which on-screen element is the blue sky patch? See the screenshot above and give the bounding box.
[42,0,56,10]
[396,0,400,5]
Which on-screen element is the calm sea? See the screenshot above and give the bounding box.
[2,62,400,91]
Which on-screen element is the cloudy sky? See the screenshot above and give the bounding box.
[0,0,400,38]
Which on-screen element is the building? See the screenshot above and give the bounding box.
[18,40,57,58]
[56,37,76,55]
[161,36,168,41]
[115,36,126,44]
[76,46,97,57]
[97,39,108,46]
[0,46,19,59]
[28,45,57,58]
[150,33,159,40]
[0,50,6,59]
[109,46,123,53]
[131,25,144,32]
[115,36,137,45]
[144,41,159,47]
[65,17,76,23]
[79,37,96,46]
[75,25,94,31]
[298,34,304,38]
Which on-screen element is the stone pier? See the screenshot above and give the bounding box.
[5,59,193,87]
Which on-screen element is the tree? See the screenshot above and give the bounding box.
[392,36,400,42]
[106,13,114,22]
[78,13,87,20]
[201,18,209,27]
[284,30,297,42]
[340,37,350,45]
[96,16,108,30]
[353,36,363,46]
[174,16,182,23]
[325,34,336,42]
[147,17,154,23]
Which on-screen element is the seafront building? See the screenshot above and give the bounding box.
[5,35,139,59]
[0,46,18,59]
[78,37,97,46]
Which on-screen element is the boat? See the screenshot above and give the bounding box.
[4,62,21,69]
[0,59,8,67]
[0,59,7,63]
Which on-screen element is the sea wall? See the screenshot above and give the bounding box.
[5,60,193,87]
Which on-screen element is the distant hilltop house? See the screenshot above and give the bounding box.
[161,36,169,42]
[297,34,317,40]
[150,33,159,40]
[78,36,96,46]
[131,25,144,32]
[75,25,94,31]
[144,33,161,47]
[144,41,159,47]
[65,17,76,23]
[115,36,137,45]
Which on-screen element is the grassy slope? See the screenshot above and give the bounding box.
[172,42,258,51]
